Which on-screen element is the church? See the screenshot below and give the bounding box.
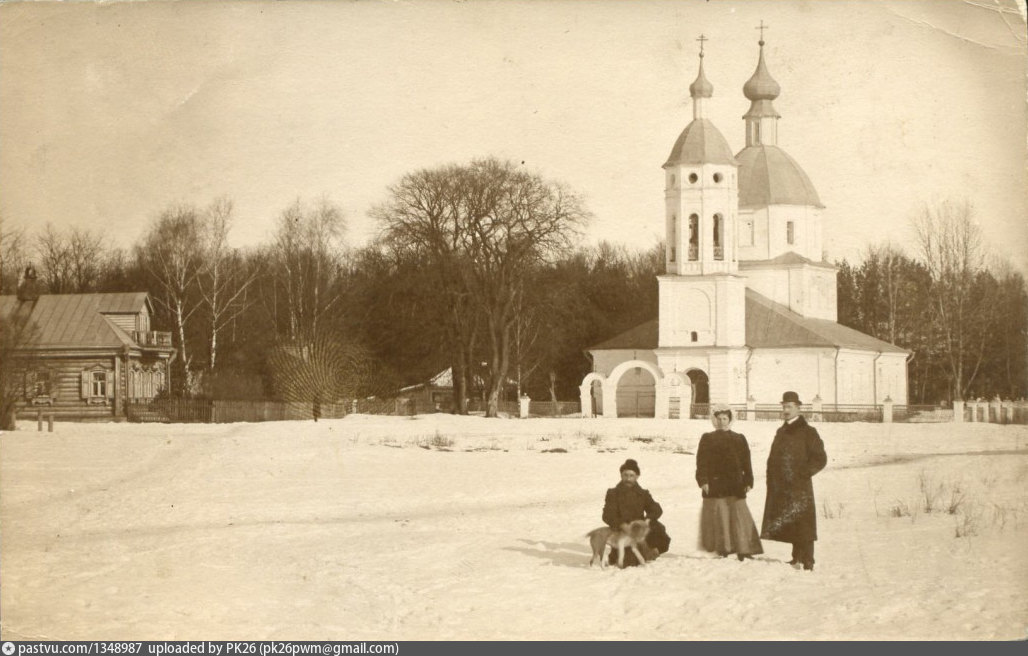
[581,35,909,418]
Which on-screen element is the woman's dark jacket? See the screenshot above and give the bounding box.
[601,481,671,556]
[695,429,755,499]
[760,415,828,543]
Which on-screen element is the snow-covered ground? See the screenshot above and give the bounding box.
[2,414,1026,640]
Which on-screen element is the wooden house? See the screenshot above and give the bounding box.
[1,268,176,421]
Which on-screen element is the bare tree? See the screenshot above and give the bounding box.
[139,205,205,394]
[374,157,588,417]
[67,227,106,292]
[0,296,38,430]
[0,216,27,296]
[197,198,259,371]
[912,200,994,401]
[35,224,72,293]
[269,198,347,346]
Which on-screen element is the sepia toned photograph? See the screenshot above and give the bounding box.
[1,0,1026,642]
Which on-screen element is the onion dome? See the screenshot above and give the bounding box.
[689,57,714,99]
[743,41,781,101]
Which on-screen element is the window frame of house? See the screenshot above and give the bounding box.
[25,368,54,402]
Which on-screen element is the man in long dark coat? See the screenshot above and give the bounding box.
[760,391,827,571]
[602,459,671,566]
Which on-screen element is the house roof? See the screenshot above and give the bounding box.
[0,292,150,349]
[587,290,907,354]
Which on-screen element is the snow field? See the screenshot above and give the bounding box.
[2,415,1026,640]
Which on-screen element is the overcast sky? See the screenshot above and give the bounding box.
[2,0,1026,272]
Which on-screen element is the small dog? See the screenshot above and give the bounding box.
[587,519,651,569]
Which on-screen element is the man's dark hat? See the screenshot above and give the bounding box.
[781,391,801,404]
[619,459,640,475]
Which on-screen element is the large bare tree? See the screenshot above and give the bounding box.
[267,198,347,347]
[912,200,994,401]
[374,157,588,417]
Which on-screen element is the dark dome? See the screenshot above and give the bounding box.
[689,59,714,99]
[736,145,823,208]
[743,45,781,101]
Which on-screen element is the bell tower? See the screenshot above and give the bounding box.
[658,37,745,351]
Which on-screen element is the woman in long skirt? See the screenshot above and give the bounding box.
[695,404,763,560]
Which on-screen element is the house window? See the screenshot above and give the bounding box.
[82,367,111,404]
[91,371,107,398]
[25,369,54,400]
[787,221,795,245]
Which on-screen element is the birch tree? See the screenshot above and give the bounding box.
[139,206,205,394]
[197,198,259,370]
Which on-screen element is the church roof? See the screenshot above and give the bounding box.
[586,290,907,354]
[588,319,660,351]
[736,145,823,209]
[739,251,837,269]
[744,290,907,353]
[0,292,150,349]
[664,119,738,168]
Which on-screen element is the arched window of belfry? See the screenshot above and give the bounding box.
[688,214,699,260]
[713,214,724,260]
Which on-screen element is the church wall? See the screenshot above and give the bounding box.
[741,267,790,307]
[738,208,770,261]
[658,276,745,348]
[746,348,836,404]
[741,264,837,321]
[800,266,838,321]
[877,353,909,404]
[590,349,658,377]
[836,350,877,404]
[766,205,822,262]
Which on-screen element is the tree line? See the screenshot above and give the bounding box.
[2,162,1024,412]
[835,201,1027,404]
[0,158,661,416]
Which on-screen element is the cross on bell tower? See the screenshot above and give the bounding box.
[756,20,769,44]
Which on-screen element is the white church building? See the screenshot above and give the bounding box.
[581,37,909,418]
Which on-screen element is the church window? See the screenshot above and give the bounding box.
[742,219,755,246]
[690,332,698,342]
[787,221,795,245]
[688,214,699,260]
[754,122,762,144]
[713,214,724,260]
[669,215,677,262]
[688,173,698,184]
[713,173,722,183]
[670,174,676,187]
